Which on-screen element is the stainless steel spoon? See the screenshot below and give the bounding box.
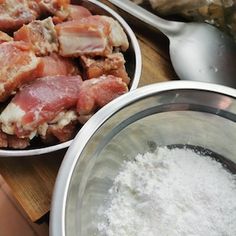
[108,0,236,88]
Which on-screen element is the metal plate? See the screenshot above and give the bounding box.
[0,0,142,157]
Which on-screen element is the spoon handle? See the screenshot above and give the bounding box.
[108,0,184,37]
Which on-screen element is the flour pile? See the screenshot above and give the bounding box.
[97,147,236,236]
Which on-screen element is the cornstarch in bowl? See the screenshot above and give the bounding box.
[97,146,236,236]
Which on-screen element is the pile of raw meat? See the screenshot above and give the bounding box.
[0,0,130,149]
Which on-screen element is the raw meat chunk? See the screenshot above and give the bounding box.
[80,53,130,84]
[37,53,79,77]
[0,75,83,138]
[0,0,40,31]
[56,15,129,57]
[0,41,41,102]
[68,5,92,21]
[14,17,59,56]
[38,0,70,22]
[0,31,13,43]
[7,135,30,149]
[77,75,128,116]
[100,16,129,51]
[56,16,112,57]
[40,110,78,143]
[0,130,30,149]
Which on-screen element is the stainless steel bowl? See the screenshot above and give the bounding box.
[50,80,236,236]
[0,0,142,157]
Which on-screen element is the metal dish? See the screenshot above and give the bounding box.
[0,0,142,157]
[50,80,236,236]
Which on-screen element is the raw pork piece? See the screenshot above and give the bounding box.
[0,0,40,31]
[68,5,92,21]
[100,16,129,51]
[37,53,79,77]
[80,53,130,85]
[39,110,79,143]
[14,17,59,56]
[48,120,77,142]
[0,75,83,138]
[77,75,128,116]
[0,41,41,102]
[0,130,30,149]
[56,16,111,57]
[7,135,30,149]
[0,31,13,43]
[56,15,129,57]
[38,0,70,22]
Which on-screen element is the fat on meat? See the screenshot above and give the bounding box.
[77,75,128,116]
[0,41,42,102]
[56,15,129,57]
[80,52,130,85]
[0,31,13,44]
[56,15,112,57]
[14,17,59,56]
[40,110,78,143]
[49,120,77,142]
[41,120,77,143]
[100,16,129,51]
[0,75,83,138]
[0,0,41,31]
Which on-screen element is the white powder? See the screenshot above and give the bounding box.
[97,147,236,236]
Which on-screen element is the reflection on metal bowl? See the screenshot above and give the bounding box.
[0,0,142,157]
[50,80,236,236]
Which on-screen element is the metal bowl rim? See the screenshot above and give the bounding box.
[50,80,236,236]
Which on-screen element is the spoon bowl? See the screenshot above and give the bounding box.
[109,0,236,88]
[169,22,236,87]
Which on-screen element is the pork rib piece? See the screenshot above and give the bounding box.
[39,109,78,144]
[56,15,111,57]
[14,17,59,56]
[0,0,41,31]
[100,16,129,51]
[68,5,92,21]
[56,15,129,57]
[37,53,79,77]
[77,75,128,116]
[38,0,70,22]
[0,75,83,138]
[0,41,41,102]
[80,52,130,84]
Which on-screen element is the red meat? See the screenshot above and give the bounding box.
[0,75,83,138]
[0,41,42,102]
[77,75,128,116]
